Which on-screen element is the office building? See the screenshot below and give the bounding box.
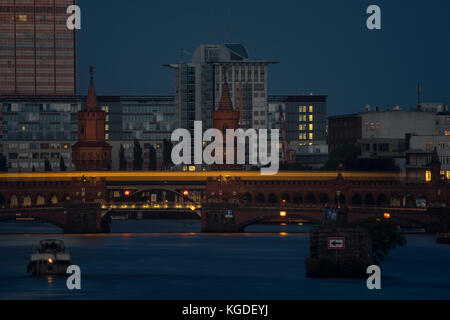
[0,94,176,171]
[166,43,276,135]
[0,0,76,95]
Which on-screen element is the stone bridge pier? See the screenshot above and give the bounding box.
[63,202,107,233]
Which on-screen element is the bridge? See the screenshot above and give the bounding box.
[0,166,449,233]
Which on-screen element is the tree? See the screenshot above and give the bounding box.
[44,159,52,172]
[162,139,173,169]
[133,139,143,170]
[119,144,126,171]
[148,145,157,171]
[59,156,67,172]
[358,217,407,265]
[0,154,8,172]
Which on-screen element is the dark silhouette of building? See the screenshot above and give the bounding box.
[328,114,362,153]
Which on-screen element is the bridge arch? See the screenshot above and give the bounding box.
[377,193,389,206]
[281,193,290,204]
[23,195,32,207]
[0,213,65,230]
[10,195,18,208]
[255,193,265,204]
[50,195,59,205]
[403,194,414,208]
[268,193,278,204]
[364,193,375,206]
[351,193,362,206]
[36,195,45,206]
[391,193,401,207]
[306,193,316,205]
[238,213,322,231]
[124,188,200,204]
[293,193,303,205]
[349,215,428,229]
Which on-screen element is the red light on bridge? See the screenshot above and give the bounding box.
[182,190,189,197]
[124,190,131,197]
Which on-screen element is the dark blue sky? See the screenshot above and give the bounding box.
[77,0,450,116]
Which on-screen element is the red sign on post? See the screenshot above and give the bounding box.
[328,237,345,250]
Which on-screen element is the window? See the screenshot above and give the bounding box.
[309,124,313,131]
[309,133,313,140]
[309,106,314,113]
[309,115,313,122]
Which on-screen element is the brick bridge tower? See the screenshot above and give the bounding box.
[72,67,111,170]
[212,77,240,168]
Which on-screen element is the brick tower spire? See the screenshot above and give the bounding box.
[71,67,112,170]
[212,76,240,168]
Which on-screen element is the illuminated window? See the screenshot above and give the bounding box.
[445,130,450,136]
[309,133,313,140]
[188,166,196,172]
[22,125,26,131]
[105,124,109,131]
[309,124,313,131]
[18,15,27,22]
[309,106,313,113]
[309,115,313,122]
[102,106,109,112]
[106,115,109,121]
[105,133,109,140]
[425,170,431,182]
[447,171,450,180]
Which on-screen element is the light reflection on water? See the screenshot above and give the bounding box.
[0,220,449,300]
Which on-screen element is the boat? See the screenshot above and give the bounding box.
[27,239,71,275]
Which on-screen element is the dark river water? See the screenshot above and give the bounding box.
[0,220,449,300]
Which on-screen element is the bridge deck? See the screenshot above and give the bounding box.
[0,171,406,182]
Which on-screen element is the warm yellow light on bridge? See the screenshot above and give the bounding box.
[190,206,196,211]
[280,211,287,217]
[48,258,53,263]
[384,213,391,219]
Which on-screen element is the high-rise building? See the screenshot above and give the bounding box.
[166,43,276,135]
[0,0,76,95]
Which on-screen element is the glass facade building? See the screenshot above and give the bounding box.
[268,95,327,148]
[0,0,76,95]
[0,95,176,171]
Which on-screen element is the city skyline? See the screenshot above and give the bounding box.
[76,0,450,116]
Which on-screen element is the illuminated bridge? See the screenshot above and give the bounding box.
[0,168,449,233]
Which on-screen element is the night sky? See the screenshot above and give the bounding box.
[76,0,450,116]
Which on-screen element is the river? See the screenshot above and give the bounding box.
[0,220,449,300]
